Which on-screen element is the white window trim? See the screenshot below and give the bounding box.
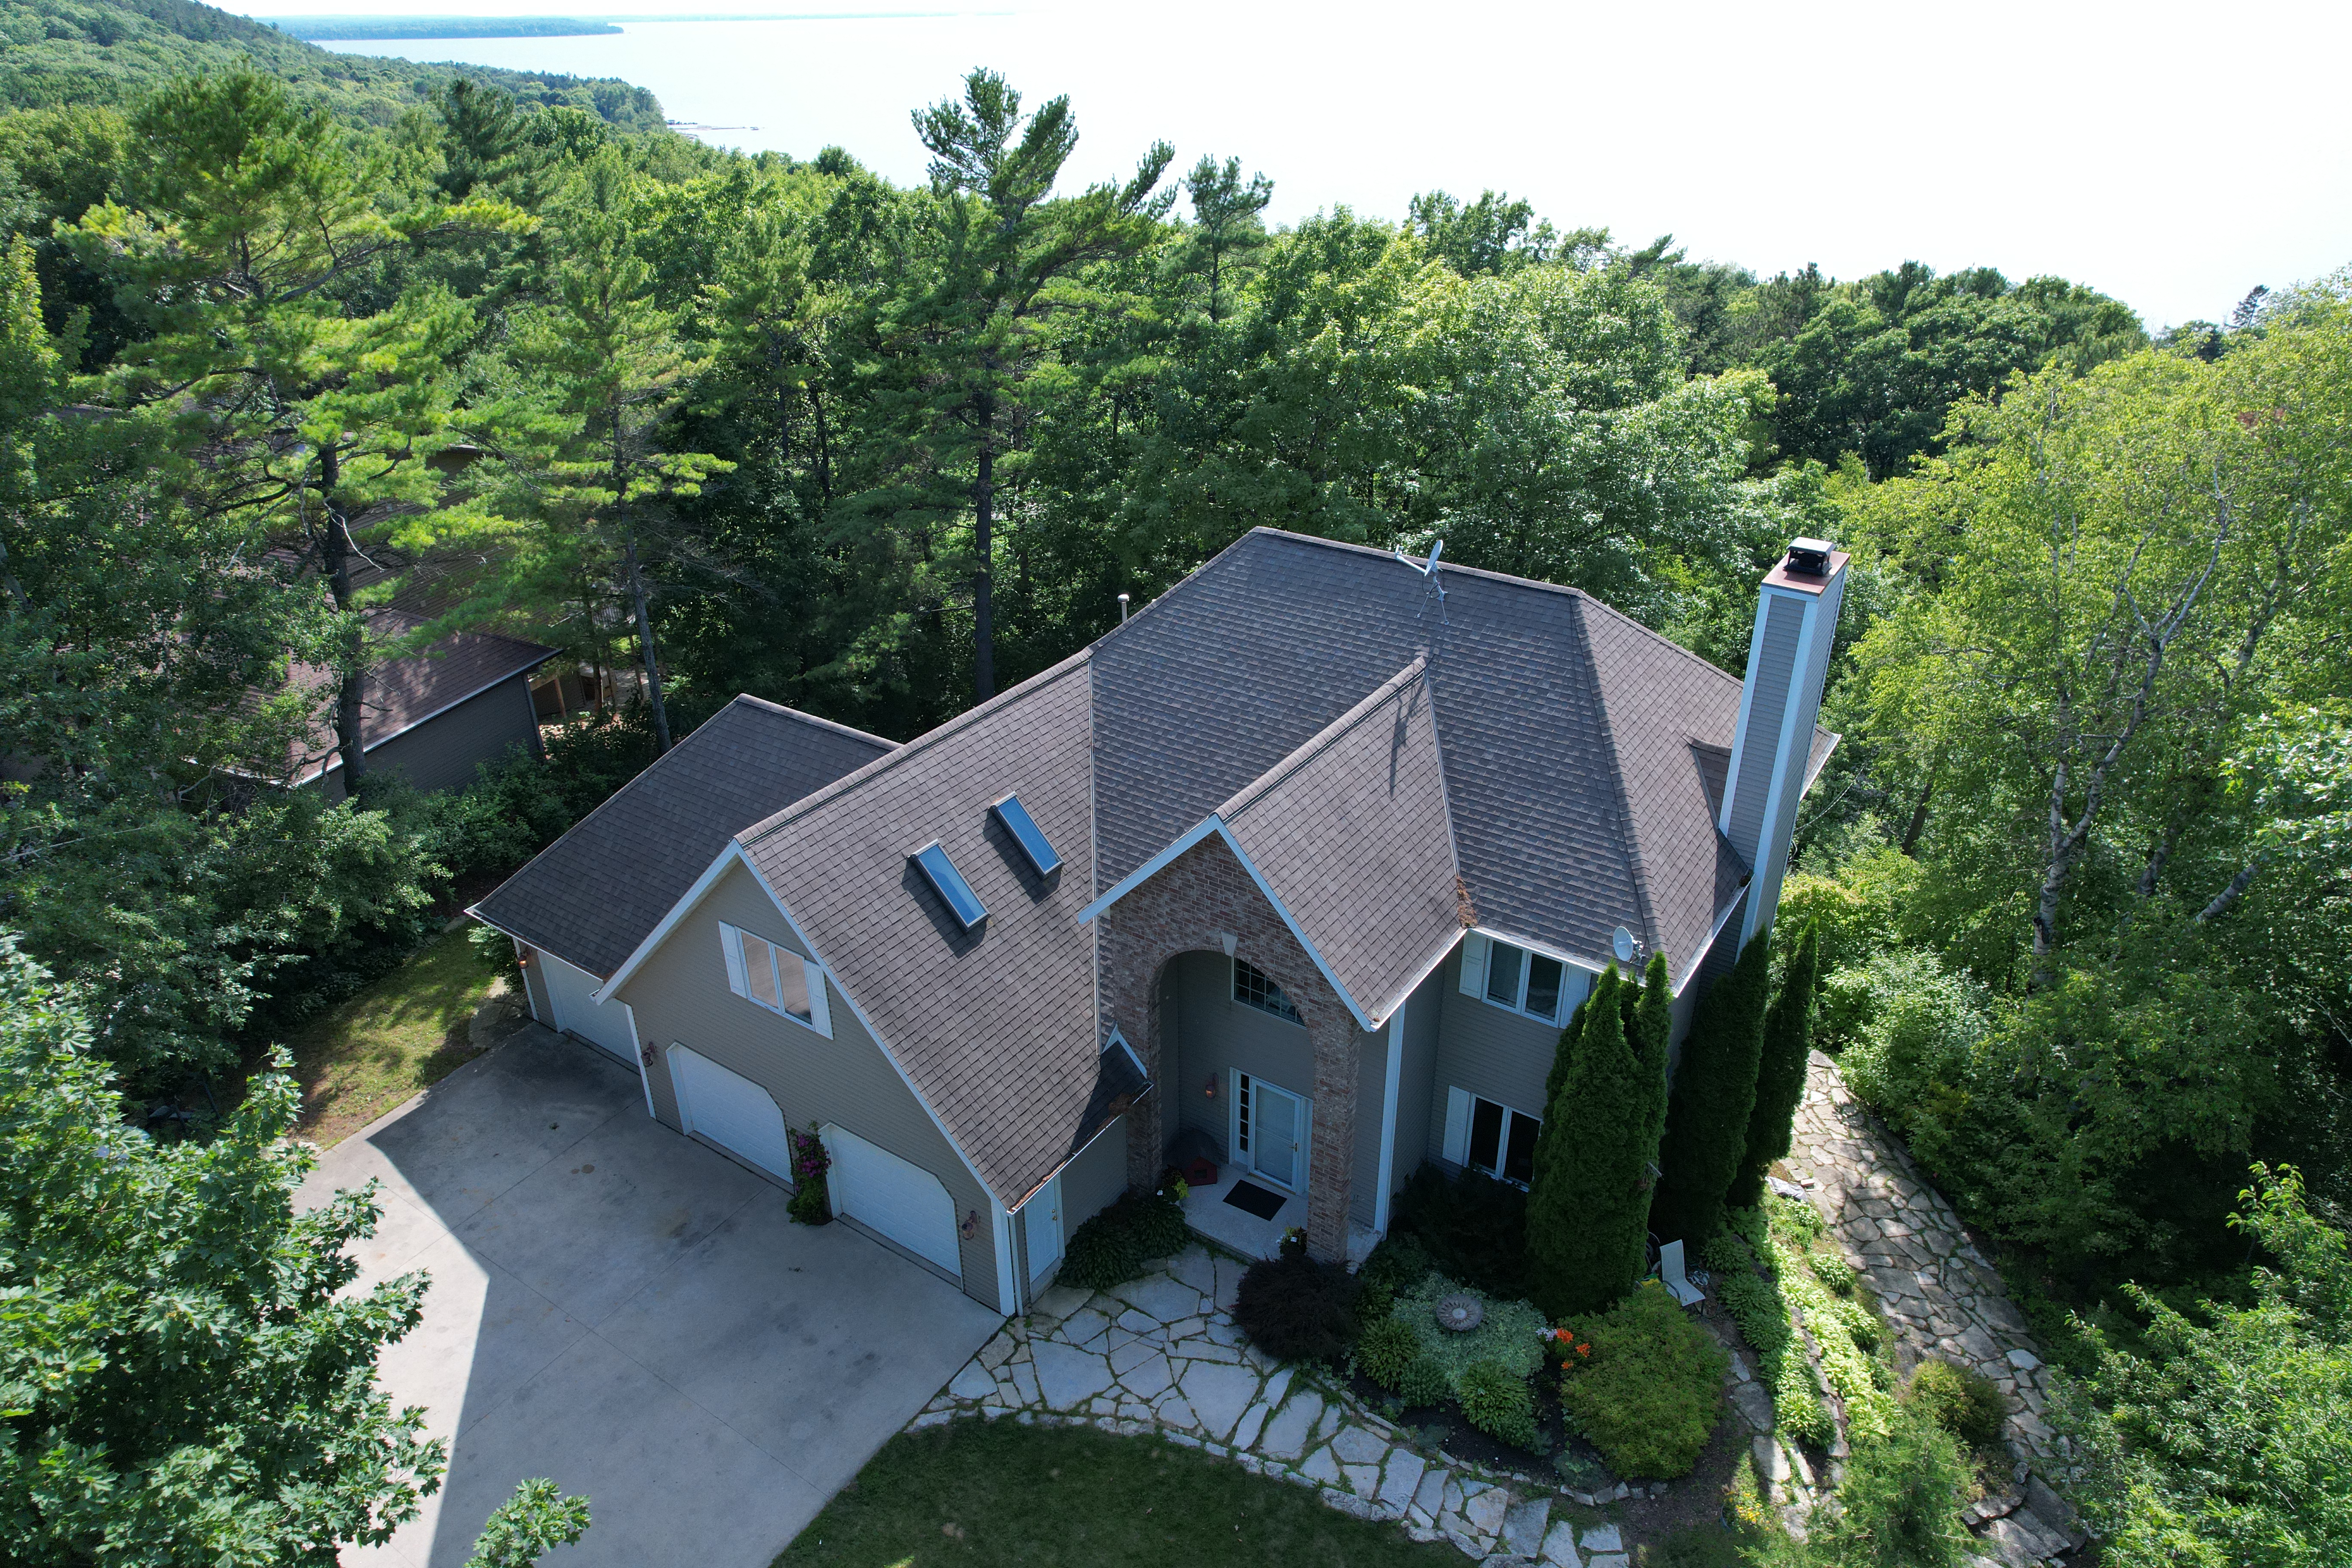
[1231,956,1304,1026]
[1444,1085,1543,1187]
[719,920,833,1038]
[1464,934,1583,1026]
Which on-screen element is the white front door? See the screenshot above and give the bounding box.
[822,1124,963,1277]
[539,950,637,1063]
[1238,1074,1308,1192]
[668,1046,792,1181]
[1024,1174,1063,1282]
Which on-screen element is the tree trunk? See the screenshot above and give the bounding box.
[972,390,995,702]
[318,445,371,797]
[1898,776,1934,857]
[613,411,672,755]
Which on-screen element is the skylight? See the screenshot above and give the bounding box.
[911,841,988,930]
[990,793,1061,878]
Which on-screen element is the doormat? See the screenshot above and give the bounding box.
[1223,1180,1288,1220]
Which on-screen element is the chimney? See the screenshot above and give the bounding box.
[1720,538,1848,947]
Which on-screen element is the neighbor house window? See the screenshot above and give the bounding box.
[1448,1089,1540,1186]
[720,922,829,1036]
[1234,958,1303,1024]
[1482,939,1570,1024]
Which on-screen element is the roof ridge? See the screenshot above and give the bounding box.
[724,693,897,752]
[737,647,1095,848]
[1216,655,1429,821]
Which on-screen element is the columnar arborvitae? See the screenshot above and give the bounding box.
[1651,933,1772,1245]
[1527,954,1675,1318]
[1730,920,1822,1209]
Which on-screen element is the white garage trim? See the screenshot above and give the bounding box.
[821,1123,962,1279]
[538,950,640,1066]
[668,1046,793,1183]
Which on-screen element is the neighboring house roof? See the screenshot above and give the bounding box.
[472,695,895,979]
[735,654,1102,1210]
[291,608,558,784]
[529,527,1837,1213]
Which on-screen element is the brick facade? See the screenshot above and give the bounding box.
[1098,833,1363,1262]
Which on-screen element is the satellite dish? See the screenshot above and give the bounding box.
[1612,925,1638,964]
[1393,538,1446,576]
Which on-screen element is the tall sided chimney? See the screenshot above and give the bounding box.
[1721,537,1848,947]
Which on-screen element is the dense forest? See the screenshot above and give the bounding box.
[1,2,2346,1563]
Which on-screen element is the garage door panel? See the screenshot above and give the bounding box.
[670,1047,792,1182]
[823,1124,961,1277]
[539,951,638,1063]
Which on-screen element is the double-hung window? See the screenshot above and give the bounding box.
[720,922,831,1036]
[1233,958,1303,1024]
[1444,1087,1540,1185]
[1467,934,1575,1024]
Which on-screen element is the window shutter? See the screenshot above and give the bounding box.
[719,922,748,998]
[1442,1086,1473,1166]
[1458,933,1488,998]
[1559,967,1594,1026]
[799,956,833,1038]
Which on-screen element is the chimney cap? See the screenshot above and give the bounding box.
[1785,537,1835,576]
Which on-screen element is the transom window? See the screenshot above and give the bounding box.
[1483,940,1568,1023]
[1467,1094,1541,1186]
[1233,958,1302,1024]
[738,928,812,1023]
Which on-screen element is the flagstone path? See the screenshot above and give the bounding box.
[912,1244,1658,1567]
[1781,1052,2083,1566]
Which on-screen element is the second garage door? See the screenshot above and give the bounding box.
[823,1124,961,1277]
[539,950,639,1064]
[669,1046,793,1183]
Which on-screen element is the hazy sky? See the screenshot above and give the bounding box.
[226,0,2352,330]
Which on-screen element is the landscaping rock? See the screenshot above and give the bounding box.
[1030,1341,1111,1410]
[1153,1389,1197,1430]
[1461,1483,1510,1538]
[1008,1360,1041,1407]
[1177,1359,1259,1441]
[1343,1462,1382,1496]
[1586,1556,1630,1568]
[1117,1353,1173,1402]
[1059,1306,1113,1345]
[1539,1519,1583,1567]
[1577,1523,1623,1555]
[1169,1244,1217,1295]
[1331,1424,1389,1467]
[1300,1445,1343,1486]
[947,1363,997,1401]
[1258,1394,1322,1462]
[1501,1497,1551,1557]
[1113,1272,1205,1323]
[1381,1448,1428,1505]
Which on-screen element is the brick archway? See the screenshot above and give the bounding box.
[1098,833,1360,1262]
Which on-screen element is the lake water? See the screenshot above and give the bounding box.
[318,3,2352,328]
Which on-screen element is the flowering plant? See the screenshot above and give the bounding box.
[786,1125,831,1224]
[1550,1325,1594,1372]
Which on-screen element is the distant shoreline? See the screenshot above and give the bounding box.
[274,18,623,41]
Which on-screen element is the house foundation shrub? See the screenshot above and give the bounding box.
[1390,1164,1526,1299]
[1055,1185,1188,1291]
[1731,921,1822,1209]
[1458,1359,1543,1451]
[1398,1355,1451,1407]
[1906,1360,2005,1452]
[1356,1315,1421,1390]
[786,1127,830,1225]
[1233,1253,1360,1363]
[1556,1278,1727,1478]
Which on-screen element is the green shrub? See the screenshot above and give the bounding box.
[1233,1254,1359,1363]
[1388,1274,1549,1388]
[466,919,515,973]
[1059,1210,1145,1292]
[1357,1230,1435,1301]
[1812,1250,1859,1295]
[1391,1164,1528,1299]
[1810,1408,1971,1568]
[1356,1315,1420,1390]
[1724,1205,1773,1263]
[1699,1230,1758,1277]
[1769,1194,1824,1246]
[1779,1385,1833,1448]
[1556,1278,1727,1479]
[1457,1359,1542,1452]
[1109,1187,1188,1258]
[1831,949,1991,1129]
[1906,1360,2006,1451]
[1827,1295,1880,1354]
[1399,1355,1450,1407]
[1720,1271,1790,1363]
[787,1177,830,1225]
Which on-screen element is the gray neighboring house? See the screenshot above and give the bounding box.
[469,527,1847,1316]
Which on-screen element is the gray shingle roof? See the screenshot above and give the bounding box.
[736,655,1101,1210]
[1217,659,1463,1024]
[290,609,557,783]
[472,697,893,977]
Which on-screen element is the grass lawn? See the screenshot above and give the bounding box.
[284,925,505,1147]
[776,1416,1464,1568]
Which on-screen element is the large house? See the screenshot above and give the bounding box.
[470,528,1847,1317]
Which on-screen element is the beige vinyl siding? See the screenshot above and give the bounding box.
[1391,964,1444,1187]
[321,672,542,802]
[614,859,1004,1310]
[1059,1114,1129,1230]
[1426,945,1564,1162]
[1167,950,1316,1163]
[1350,1022,1387,1228]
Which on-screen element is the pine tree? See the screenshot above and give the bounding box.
[1731,920,1822,1208]
[1526,955,1675,1318]
[1651,933,1771,1244]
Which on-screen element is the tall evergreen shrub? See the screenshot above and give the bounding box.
[1730,920,1821,1208]
[1528,955,1674,1318]
[1652,932,1771,1245]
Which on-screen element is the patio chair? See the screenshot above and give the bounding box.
[1658,1238,1705,1307]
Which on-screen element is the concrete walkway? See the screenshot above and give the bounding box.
[303,1024,998,1567]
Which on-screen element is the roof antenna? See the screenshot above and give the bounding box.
[1394,537,1449,630]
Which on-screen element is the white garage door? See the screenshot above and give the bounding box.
[538,950,638,1064]
[669,1047,793,1182]
[823,1124,961,1277]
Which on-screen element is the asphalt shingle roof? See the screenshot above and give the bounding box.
[290,609,557,784]
[472,697,893,978]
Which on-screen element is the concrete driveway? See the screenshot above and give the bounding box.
[302,1023,999,1568]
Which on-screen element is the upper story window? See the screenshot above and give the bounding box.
[720,921,831,1036]
[1234,958,1303,1025]
[1484,939,1567,1022]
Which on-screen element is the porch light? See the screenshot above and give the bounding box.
[1205,1074,1218,1099]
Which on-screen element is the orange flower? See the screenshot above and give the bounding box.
[1577,1343,1592,1357]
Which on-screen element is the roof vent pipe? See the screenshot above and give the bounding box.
[1118,593,1129,623]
